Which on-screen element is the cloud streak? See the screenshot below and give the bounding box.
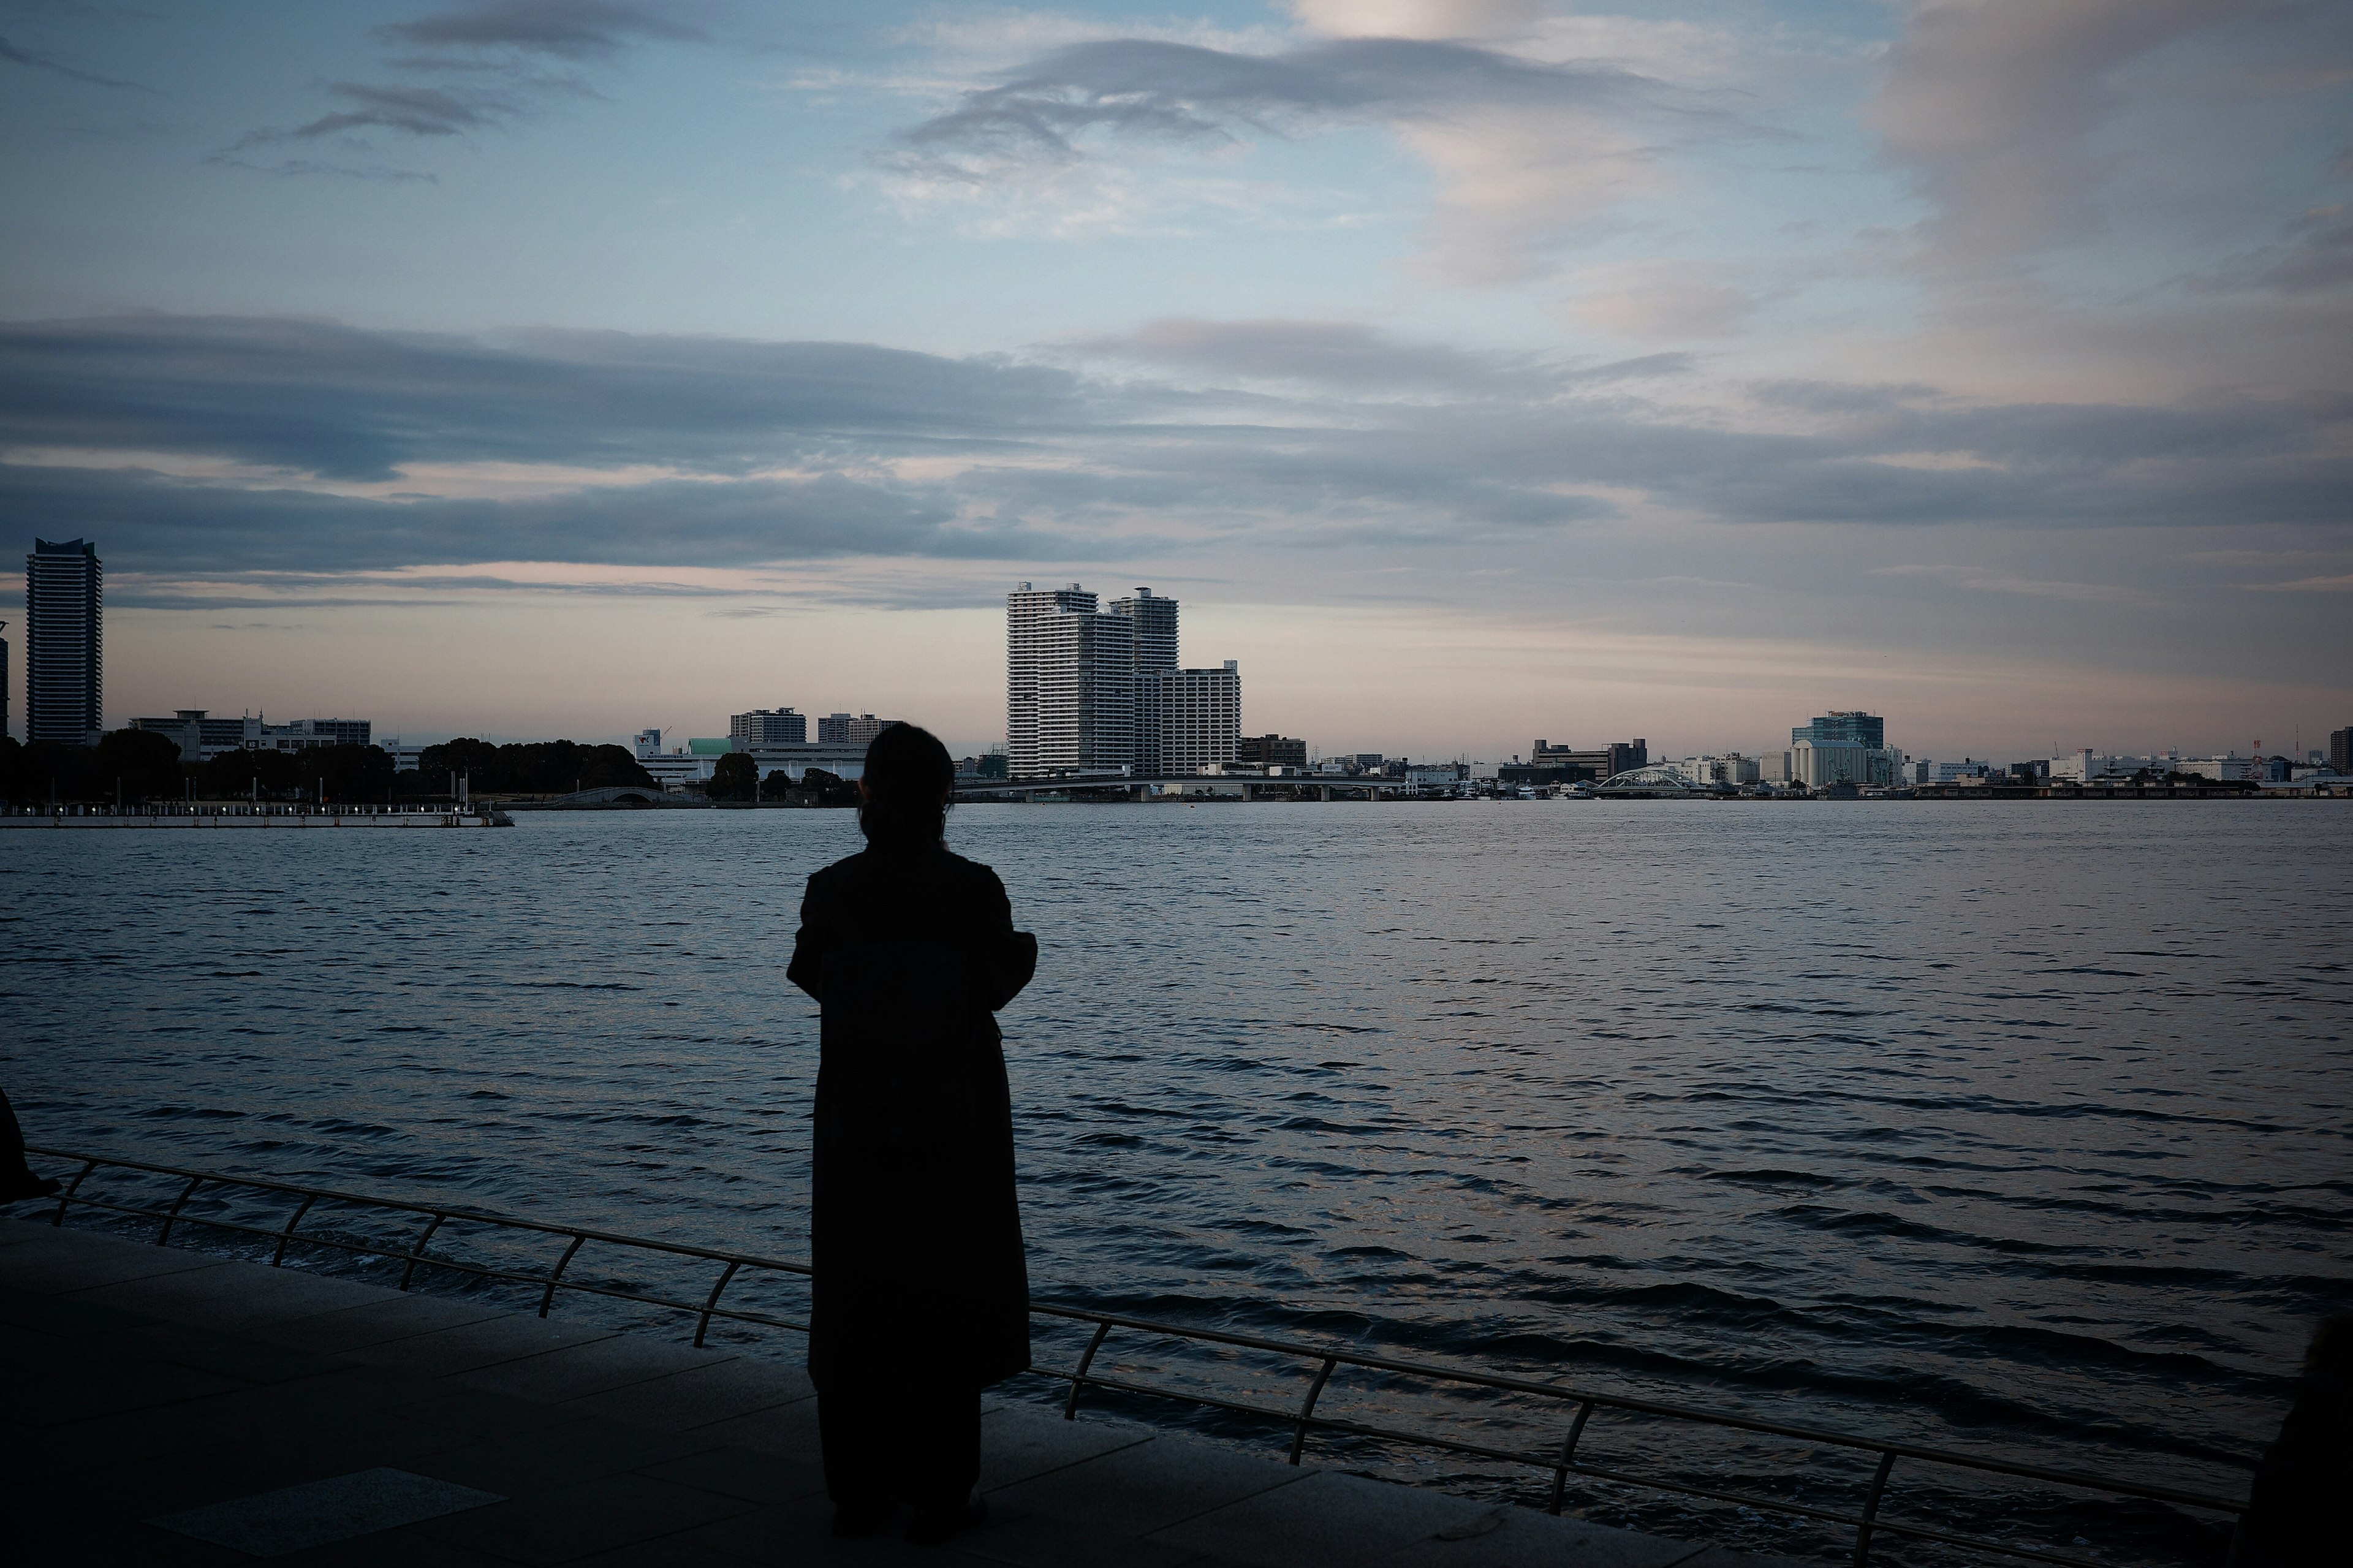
[1,311,2344,593]
[378,1,705,61]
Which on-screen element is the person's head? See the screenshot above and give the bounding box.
[857,723,954,847]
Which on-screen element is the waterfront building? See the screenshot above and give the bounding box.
[379,737,424,771]
[129,710,371,760]
[1678,754,1762,786]
[1786,739,1906,788]
[1238,734,1307,769]
[1108,588,1178,774]
[2179,754,2256,782]
[1007,581,1246,778]
[1007,583,1136,777]
[1531,739,1648,781]
[731,708,807,747]
[1792,711,1884,749]
[26,537,101,746]
[1,618,9,738]
[816,713,894,746]
[634,728,662,759]
[275,717,372,748]
[1156,661,1241,775]
[2333,727,2353,774]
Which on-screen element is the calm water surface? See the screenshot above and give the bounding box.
[5,802,2348,1562]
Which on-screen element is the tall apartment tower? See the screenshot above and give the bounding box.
[1,619,9,740]
[1108,588,1178,774]
[26,537,102,745]
[1007,583,1137,778]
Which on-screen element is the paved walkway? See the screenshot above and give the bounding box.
[1,1216,1794,1566]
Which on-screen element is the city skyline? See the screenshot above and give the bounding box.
[2,2,2347,759]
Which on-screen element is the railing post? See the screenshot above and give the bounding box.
[1289,1357,1338,1466]
[271,1192,318,1267]
[1548,1400,1595,1515]
[51,1157,97,1227]
[539,1234,587,1318]
[1854,1450,1898,1568]
[398,1212,448,1290]
[1064,1320,1113,1420]
[156,1175,205,1246]
[694,1259,742,1348]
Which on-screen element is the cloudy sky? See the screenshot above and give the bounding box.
[3,0,2348,760]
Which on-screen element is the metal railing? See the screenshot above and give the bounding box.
[23,1146,2249,1568]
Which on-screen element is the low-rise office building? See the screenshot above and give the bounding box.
[130,710,373,762]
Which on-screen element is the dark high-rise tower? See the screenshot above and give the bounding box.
[1,619,9,740]
[26,537,102,745]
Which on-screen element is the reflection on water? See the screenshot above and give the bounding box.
[6,801,2347,1562]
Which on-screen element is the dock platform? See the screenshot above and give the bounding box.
[1,1214,1791,1567]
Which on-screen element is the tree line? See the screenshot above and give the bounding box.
[0,733,656,805]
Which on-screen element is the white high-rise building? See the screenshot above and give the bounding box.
[1156,661,1241,775]
[1009,581,1244,778]
[1008,583,1135,778]
[1108,587,1178,774]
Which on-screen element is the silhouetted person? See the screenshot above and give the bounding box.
[2230,1314,2351,1566]
[0,1088,61,1201]
[787,722,1037,1545]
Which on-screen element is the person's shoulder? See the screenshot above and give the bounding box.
[941,849,1007,892]
[805,850,871,889]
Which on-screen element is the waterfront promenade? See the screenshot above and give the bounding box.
[1,1215,1789,1567]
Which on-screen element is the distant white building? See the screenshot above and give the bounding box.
[816,713,895,746]
[1155,661,1241,775]
[1787,740,1906,787]
[2179,754,2255,781]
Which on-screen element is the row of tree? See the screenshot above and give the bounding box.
[704,754,860,805]
[0,732,658,805]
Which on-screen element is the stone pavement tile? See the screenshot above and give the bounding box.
[979,1404,1161,1489]
[563,1531,761,1567]
[406,1413,714,1498]
[108,1316,348,1384]
[0,1227,232,1294]
[9,1329,249,1425]
[675,1491,945,1566]
[561,1355,816,1433]
[148,1464,505,1556]
[1147,1469,1499,1568]
[52,1364,447,1462]
[343,1311,619,1378]
[270,1523,520,1567]
[1374,1505,1707,1568]
[453,1330,736,1404]
[957,1506,1207,1568]
[682,1396,825,1464]
[985,1431,1313,1537]
[0,1279,161,1338]
[70,1255,388,1330]
[1669,1545,1813,1568]
[252,1289,516,1353]
[408,1470,760,1566]
[0,1213,64,1243]
[4,1444,286,1523]
[637,1444,830,1508]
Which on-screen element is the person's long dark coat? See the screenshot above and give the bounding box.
[787,841,1039,1393]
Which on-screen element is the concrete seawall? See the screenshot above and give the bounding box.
[1,1214,1797,1566]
